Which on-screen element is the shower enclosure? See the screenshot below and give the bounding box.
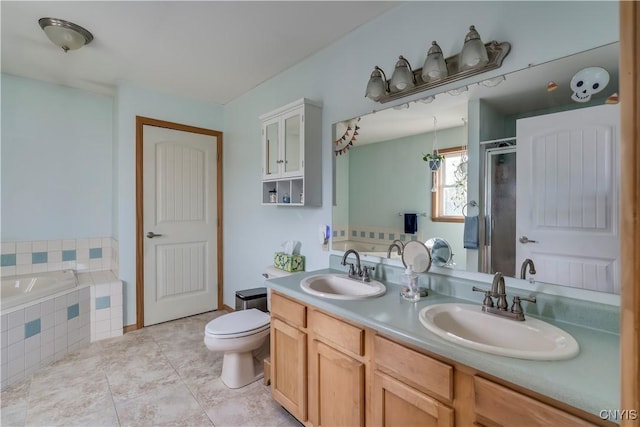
[482,145,517,277]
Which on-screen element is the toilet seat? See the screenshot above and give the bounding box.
[205,308,270,339]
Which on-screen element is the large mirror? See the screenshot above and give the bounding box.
[332,42,620,295]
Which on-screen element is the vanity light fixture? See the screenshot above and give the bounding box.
[38,18,93,52]
[365,24,510,104]
[389,56,416,92]
[365,66,389,101]
[422,41,448,82]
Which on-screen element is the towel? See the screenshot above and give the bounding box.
[463,216,479,249]
[404,213,418,234]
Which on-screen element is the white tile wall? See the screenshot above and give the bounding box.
[1,237,118,277]
[88,271,123,341]
[0,276,118,391]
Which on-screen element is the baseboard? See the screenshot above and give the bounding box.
[222,304,234,312]
[123,324,138,334]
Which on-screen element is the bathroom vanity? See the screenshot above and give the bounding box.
[267,268,619,427]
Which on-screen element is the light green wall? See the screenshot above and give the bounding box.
[1,74,113,241]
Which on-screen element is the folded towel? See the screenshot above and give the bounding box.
[463,216,479,249]
[404,213,418,234]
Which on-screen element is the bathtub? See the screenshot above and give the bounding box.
[1,269,78,312]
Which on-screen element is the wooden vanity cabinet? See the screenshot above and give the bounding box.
[473,376,600,427]
[308,310,368,427]
[270,292,308,422]
[373,336,454,427]
[269,292,609,427]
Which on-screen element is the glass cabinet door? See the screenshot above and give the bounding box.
[265,121,279,177]
[283,111,302,175]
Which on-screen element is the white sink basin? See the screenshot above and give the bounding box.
[418,303,579,360]
[300,274,386,300]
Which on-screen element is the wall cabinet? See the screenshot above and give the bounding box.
[259,98,322,206]
[269,292,608,427]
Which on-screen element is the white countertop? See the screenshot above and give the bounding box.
[266,268,620,418]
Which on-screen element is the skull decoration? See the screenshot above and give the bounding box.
[570,67,610,103]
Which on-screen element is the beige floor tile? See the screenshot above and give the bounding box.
[114,382,205,427]
[205,382,300,427]
[0,309,288,427]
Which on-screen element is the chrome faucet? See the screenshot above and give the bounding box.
[490,272,509,310]
[387,240,404,258]
[472,272,537,321]
[341,249,375,282]
[520,258,536,281]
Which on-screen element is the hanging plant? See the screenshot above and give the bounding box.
[422,151,445,171]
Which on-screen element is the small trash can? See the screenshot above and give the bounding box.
[235,287,268,312]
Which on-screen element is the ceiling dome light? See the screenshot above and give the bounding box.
[38,17,93,52]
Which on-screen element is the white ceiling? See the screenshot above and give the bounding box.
[1,1,398,104]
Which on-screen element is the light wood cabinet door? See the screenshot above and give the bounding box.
[372,371,454,427]
[473,376,597,427]
[309,339,365,427]
[270,318,307,421]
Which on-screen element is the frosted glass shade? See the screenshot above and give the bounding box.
[39,18,93,52]
[389,56,415,92]
[421,41,448,82]
[459,25,489,71]
[365,66,388,101]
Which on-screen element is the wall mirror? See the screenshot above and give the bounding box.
[332,42,620,295]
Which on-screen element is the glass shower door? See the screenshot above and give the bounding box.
[483,146,517,277]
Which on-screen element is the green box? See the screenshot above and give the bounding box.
[274,252,305,272]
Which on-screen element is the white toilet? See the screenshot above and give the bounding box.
[204,266,292,389]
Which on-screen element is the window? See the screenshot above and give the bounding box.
[431,146,468,222]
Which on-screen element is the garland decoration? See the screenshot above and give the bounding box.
[334,117,361,156]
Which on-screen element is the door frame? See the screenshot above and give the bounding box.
[135,116,223,329]
[619,3,639,422]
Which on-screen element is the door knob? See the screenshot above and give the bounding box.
[519,236,538,244]
[146,232,163,239]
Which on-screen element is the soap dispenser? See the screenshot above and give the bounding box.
[401,264,420,302]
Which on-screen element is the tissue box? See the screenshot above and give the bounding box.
[274,252,305,272]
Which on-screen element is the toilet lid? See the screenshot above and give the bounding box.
[205,309,270,337]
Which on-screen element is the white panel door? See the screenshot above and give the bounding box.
[516,104,620,293]
[143,125,218,325]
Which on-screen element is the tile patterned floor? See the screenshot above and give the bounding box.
[1,311,301,427]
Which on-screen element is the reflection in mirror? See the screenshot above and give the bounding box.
[426,238,453,267]
[332,42,620,294]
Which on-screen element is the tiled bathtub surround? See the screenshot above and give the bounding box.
[1,271,123,391]
[84,271,124,342]
[332,225,421,247]
[1,286,90,390]
[0,237,119,277]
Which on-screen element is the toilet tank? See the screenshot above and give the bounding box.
[263,265,295,311]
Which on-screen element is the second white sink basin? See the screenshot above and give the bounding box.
[300,274,386,300]
[418,303,579,360]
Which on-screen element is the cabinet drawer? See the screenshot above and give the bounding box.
[309,310,364,356]
[271,292,306,328]
[375,336,453,403]
[473,376,597,426]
